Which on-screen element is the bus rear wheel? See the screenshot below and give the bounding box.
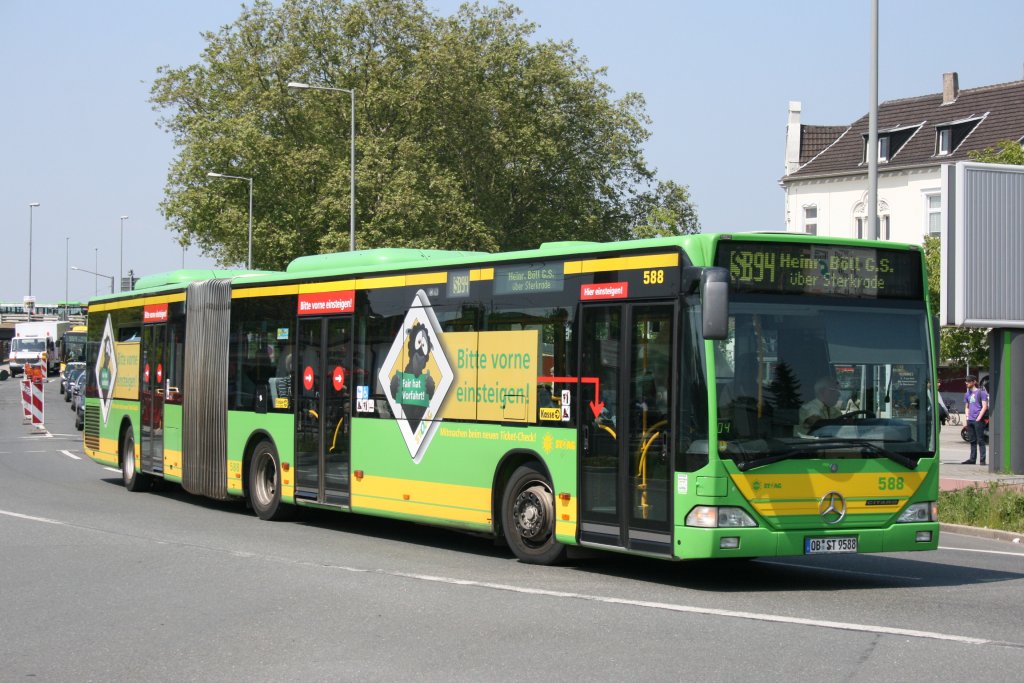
[249,440,293,521]
[121,428,150,492]
[502,464,567,565]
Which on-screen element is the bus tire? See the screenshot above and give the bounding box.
[501,464,567,565]
[121,428,150,492]
[249,439,293,521]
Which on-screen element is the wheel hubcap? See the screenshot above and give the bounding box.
[513,484,553,541]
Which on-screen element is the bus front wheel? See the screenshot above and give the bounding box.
[121,428,150,492]
[501,464,567,565]
[249,440,293,521]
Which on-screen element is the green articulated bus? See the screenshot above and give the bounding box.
[83,233,939,564]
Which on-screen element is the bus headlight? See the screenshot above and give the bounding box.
[897,501,937,523]
[686,506,757,528]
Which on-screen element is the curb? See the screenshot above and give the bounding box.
[940,522,1024,545]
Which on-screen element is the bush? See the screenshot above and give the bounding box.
[939,483,1024,533]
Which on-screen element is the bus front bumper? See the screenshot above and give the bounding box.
[673,522,939,560]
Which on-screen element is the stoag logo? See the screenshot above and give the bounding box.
[378,290,454,463]
[95,314,118,425]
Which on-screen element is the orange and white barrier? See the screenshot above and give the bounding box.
[23,364,45,429]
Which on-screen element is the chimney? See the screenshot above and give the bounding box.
[785,101,802,175]
[942,72,959,104]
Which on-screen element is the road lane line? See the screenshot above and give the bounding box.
[0,509,65,525]
[389,571,997,646]
[60,450,81,460]
[104,467,120,473]
[0,506,1012,647]
[939,545,1024,558]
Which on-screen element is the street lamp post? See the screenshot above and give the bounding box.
[119,215,129,292]
[71,266,115,294]
[207,172,254,269]
[28,202,40,296]
[65,237,70,321]
[288,81,356,251]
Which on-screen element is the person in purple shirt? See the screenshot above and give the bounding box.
[961,374,989,465]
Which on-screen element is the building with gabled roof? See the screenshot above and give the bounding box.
[781,72,1024,243]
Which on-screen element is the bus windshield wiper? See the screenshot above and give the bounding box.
[735,439,918,472]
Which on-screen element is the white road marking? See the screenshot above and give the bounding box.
[104,467,120,473]
[940,545,1024,558]
[388,570,993,645]
[0,506,1010,647]
[60,450,81,460]
[0,509,65,525]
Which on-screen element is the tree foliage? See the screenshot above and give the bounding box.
[150,0,698,269]
[969,138,1024,165]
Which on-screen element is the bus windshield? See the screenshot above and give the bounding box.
[714,297,934,467]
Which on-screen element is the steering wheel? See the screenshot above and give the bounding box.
[838,410,876,422]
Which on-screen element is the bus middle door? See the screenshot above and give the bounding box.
[140,322,166,474]
[578,302,674,556]
[294,315,352,507]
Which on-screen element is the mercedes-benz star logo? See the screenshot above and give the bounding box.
[818,491,846,525]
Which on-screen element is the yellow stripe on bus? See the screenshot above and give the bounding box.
[730,471,930,517]
[232,284,300,299]
[352,474,491,523]
[564,252,678,275]
[90,292,186,312]
[298,280,355,294]
[470,268,495,281]
[355,275,406,290]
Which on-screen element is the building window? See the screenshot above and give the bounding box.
[877,136,889,161]
[803,206,817,235]
[854,215,890,240]
[937,129,952,156]
[926,194,941,235]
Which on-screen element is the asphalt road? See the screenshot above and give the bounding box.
[2,377,1024,681]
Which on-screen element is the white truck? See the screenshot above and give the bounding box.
[8,321,71,377]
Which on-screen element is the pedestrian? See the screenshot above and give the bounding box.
[961,374,989,465]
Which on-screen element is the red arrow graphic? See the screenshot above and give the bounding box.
[538,375,604,418]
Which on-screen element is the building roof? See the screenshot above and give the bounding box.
[784,78,1024,181]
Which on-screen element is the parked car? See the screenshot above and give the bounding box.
[70,372,87,413]
[75,382,85,431]
[61,362,86,397]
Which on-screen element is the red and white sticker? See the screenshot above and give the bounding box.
[303,366,315,391]
[298,290,355,316]
[580,282,629,300]
[144,364,151,383]
[156,364,163,384]
[144,303,169,323]
[332,366,346,392]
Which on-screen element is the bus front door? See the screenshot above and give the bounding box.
[140,323,166,474]
[578,303,674,555]
[294,316,352,507]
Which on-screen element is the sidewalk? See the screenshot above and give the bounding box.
[937,422,1024,492]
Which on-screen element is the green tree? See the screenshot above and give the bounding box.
[150,0,696,269]
[631,180,701,239]
[969,138,1024,165]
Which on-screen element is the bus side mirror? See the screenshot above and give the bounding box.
[701,267,729,340]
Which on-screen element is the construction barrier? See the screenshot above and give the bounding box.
[26,364,45,429]
[21,378,31,422]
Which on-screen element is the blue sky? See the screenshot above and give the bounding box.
[2,0,1021,304]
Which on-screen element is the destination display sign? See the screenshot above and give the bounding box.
[714,242,923,299]
[494,263,564,295]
